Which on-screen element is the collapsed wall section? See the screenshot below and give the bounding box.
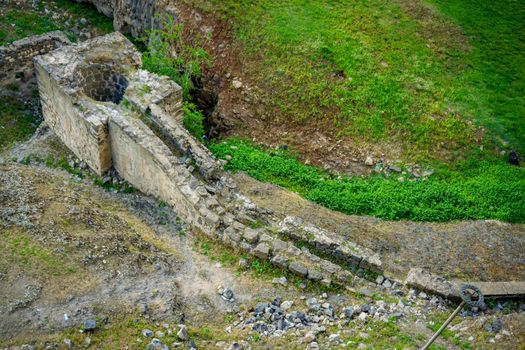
[0,31,70,92]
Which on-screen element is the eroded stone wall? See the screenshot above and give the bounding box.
[77,0,174,36]
[0,31,69,92]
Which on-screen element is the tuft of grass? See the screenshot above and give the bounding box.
[0,96,40,150]
[210,138,525,223]
[0,229,78,276]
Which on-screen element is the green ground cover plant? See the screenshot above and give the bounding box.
[210,138,525,223]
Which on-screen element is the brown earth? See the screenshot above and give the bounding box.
[233,172,525,282]
[174,3,402,176]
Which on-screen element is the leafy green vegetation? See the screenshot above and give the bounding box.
[187,0,524,160]
[0,229,77,276]
[0,96,40,149]
[183,102,206,140]
[142,15,212,100]
[210,138,525,223]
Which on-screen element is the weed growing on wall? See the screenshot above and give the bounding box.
[142,15,212,100]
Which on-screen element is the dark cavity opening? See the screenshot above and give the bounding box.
[76,64,128,104]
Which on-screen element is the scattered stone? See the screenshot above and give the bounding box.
[232,79,243,89]
[145,338,169,350]
[221,288,235,302]
[375,275,384,285]
[306,297,320,311]
[281,300,293,311]
[272,276,288,286]
[83,320,96,332]
[485,319,503,333]
[343,307,354,319]
[238,258,249,268]
[142,329,153,338]
[365,156,374,166]
[253,243,270,259]
[388,165,402,173]
[177,326,189,341]
[289,262,308,277]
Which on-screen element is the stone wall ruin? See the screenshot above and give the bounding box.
[0,31,70,93]
[75,0,174,36]
[32,31,516,300]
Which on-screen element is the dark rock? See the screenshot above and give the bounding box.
[255,303,269,314]
[343,307,354,319]
[221,288,234,301]
[485,318,503,333]
[253,322,269,333]
[360,304,371,314]
[289,262,308,277]
[177,326,189,341]
[509,150,520,166]
[145,338,168,350]
[276,319,287,330]
[83,320,96,331]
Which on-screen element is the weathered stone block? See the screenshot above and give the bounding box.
[243,228,260,244]
[252,243,270,260]
[289,262,308,277]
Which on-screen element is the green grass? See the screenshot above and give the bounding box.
[0,229,77,276]
[210,138,525,223]
[0,0,112,45]
[0,96,40,149]
[186,0,524,161]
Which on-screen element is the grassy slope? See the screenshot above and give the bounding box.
[183,0,525,223]
[426,0,525,153]
[188,0,524,160]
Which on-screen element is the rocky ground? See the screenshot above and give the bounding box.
[0,129,524,349]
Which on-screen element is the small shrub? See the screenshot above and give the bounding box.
[182,102,206,140]
[142,15,212,100]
